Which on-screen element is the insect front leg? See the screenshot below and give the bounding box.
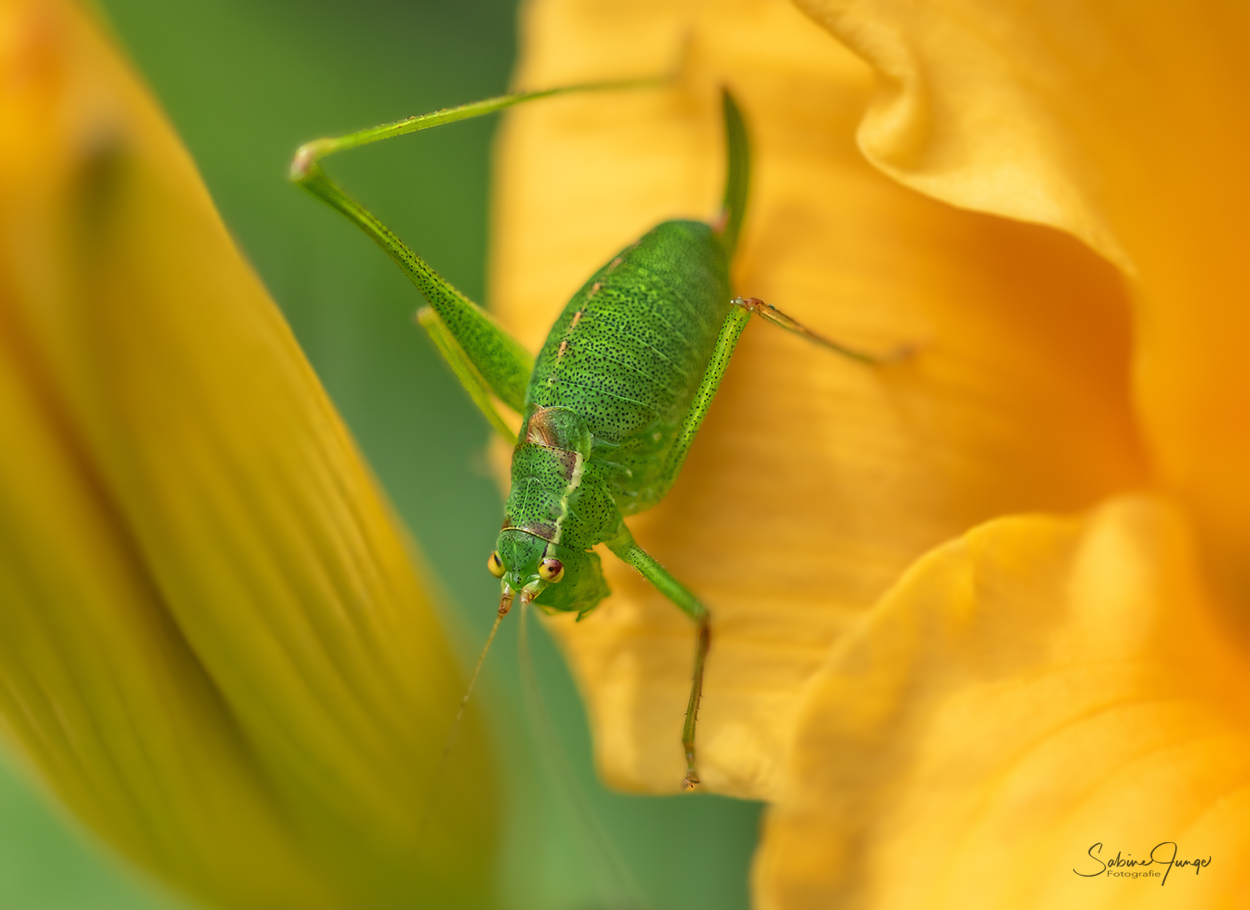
[607,529,710,790]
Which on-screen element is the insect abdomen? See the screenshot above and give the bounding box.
[526,220,732,513]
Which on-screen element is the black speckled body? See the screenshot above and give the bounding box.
[498,219,732,615]
[525,220,731,512]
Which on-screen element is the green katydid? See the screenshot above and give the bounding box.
[291,81,898,789]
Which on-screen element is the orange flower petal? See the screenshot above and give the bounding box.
[797,0,1250,602]
[756,496,1250,909]
[492,0,1148,796]
[0,2,495,906]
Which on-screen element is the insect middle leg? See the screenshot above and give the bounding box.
[607,530,710,790]
[732,296,913,364]
[662,296,906,491]
[624,295,903,787]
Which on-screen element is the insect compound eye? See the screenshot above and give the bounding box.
[538,557,565,583]
[487,551,506,578]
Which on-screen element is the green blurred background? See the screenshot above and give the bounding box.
[0,1,763,908]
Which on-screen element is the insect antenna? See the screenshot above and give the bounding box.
[518,600,653,910]
[417,593,512,839]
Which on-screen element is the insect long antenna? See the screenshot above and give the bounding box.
[418,591,513,838]
[448,595,512,750]
[517,601,652,910]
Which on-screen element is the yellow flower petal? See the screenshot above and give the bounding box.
[0,2,495,906]
[756,496,1250,909]
[493,0,1148,796]
[796,0,1250,603]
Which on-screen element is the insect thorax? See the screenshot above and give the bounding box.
[502,407,622,553]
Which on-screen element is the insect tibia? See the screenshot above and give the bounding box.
[682,616,711,790]
[731,296,914,365]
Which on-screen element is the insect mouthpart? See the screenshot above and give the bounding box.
[517,583,545,609]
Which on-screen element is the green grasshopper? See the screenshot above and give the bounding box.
[291,82,891,789]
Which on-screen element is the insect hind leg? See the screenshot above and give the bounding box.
[290,78,666,426]
[732,296,913,364]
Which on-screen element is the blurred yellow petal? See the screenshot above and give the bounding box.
[756,496,1250,909]
[796,0,1250,602]
[493,0,1147,796]
[0,1,495,907]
